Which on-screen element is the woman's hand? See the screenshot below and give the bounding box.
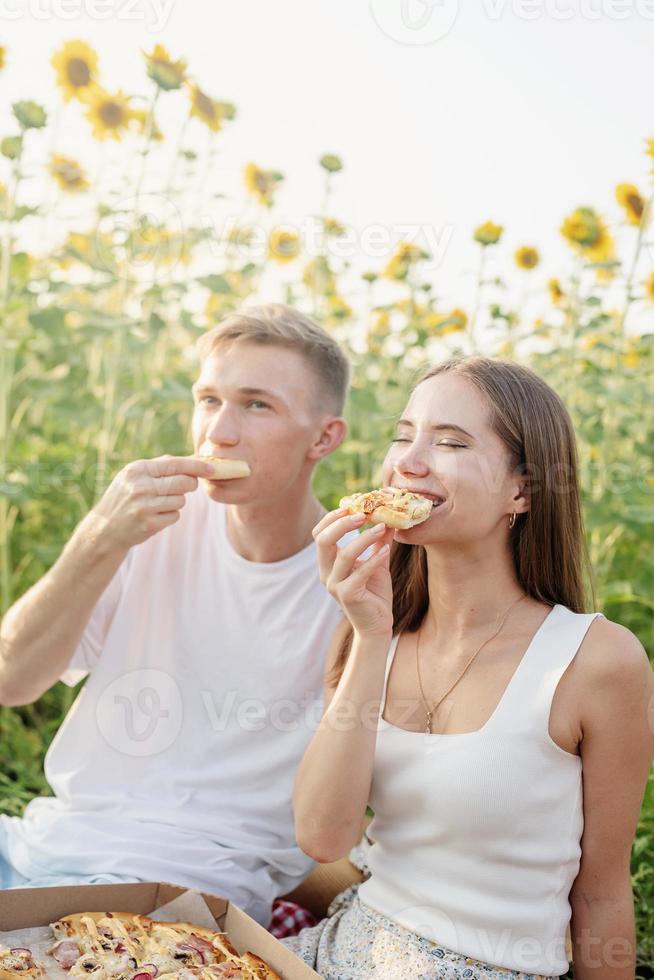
[313,509,395,639]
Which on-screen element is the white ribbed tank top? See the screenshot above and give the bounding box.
[357,603,602,977]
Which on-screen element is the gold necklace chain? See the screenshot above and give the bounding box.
[415,593,528,735]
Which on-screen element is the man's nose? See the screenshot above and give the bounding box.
[205,406,240,446]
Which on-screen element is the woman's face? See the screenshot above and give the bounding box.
[380,372,529,546]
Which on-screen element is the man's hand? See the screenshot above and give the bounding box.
[92,455,215,550]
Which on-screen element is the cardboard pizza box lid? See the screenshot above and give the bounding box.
[0,881,320,979]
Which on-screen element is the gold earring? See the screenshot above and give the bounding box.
[509,512,517,529]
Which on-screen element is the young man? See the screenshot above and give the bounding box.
[0,303,350,926]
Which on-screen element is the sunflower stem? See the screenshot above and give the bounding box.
[0,142,24,614]
[468,245,487,354]
[93,88,160,507]
[620,190,653,334]
[165,111,190,196]
[192,127,217,226]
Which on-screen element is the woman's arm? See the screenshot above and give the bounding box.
[294,624,389,863]
[293,509,395,864]
[568,618,654,980]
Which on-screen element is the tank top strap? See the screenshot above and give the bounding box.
[489,603,604,734]
[379,633,401,721]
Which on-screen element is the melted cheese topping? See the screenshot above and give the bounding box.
[96,916,140,959]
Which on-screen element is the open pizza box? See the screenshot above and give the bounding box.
[0,881,320,979]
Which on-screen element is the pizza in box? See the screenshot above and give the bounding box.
[0,910,280,979]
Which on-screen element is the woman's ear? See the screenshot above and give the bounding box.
[511,478,531,515]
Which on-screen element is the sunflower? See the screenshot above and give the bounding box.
[320,154,343,173]
[548,278,565,305]
[85,86,131,141]
[580,334,607,351]
[244,163,283,207]
[1,136,22,160]
[13,101,46,129]
[615,183,645,226]
[67,232,92,255]
[188,84,222,132]
[514,246,539,270]
[215,101,237,121]
[323,217,346,238]
[144,44,187,91]
[226,226,255,248]
[473,221,503,246]
[302,257,335,294]
[644,272,654,304]
[0,46,6,71]
[50,154,89,193]
[326,294,352,319]
[426,308,468,334]
[134,223,190,266]
[560,206,615,267]
[268,227,300,263]
[383,241,429,281]
[51,40,97,102]
[369,310,391,338]
[561,206,601,250]
[206,292,239,321]
[444,308,468,333]
[128,108,164,142]
[59,230,114,270]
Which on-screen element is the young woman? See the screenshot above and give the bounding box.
[285,357,654,979]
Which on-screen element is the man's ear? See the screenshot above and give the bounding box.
[307,417,348,461]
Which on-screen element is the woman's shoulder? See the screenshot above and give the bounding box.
[573,611,651,688]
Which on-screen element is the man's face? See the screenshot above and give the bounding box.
[191,342,328,506]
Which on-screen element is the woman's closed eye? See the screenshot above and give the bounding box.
[391,437,466,448]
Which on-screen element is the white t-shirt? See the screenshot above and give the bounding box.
[0,488,348,924]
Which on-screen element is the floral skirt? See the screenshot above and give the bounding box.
[281,883,554,980]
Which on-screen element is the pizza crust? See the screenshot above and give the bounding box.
[199,457,251,480]
[0,970,45,980]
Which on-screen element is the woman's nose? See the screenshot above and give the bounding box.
[394,444,430,478]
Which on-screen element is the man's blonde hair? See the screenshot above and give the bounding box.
[196,302,350,414]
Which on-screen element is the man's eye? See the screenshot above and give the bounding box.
[200,396,217,404]
[248,400,271,409]
[391,437,411,443]
[438,441,465,448]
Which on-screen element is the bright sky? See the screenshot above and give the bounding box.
[2,0,653,337]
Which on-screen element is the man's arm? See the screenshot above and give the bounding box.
[0,510,129,706]
[568,618,654,980]
[0,454,214,706]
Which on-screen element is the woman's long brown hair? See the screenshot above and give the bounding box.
[328,356,595,688]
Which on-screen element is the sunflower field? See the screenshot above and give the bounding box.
[0,39,653,975]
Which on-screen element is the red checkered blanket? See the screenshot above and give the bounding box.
[267,899,318,939]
